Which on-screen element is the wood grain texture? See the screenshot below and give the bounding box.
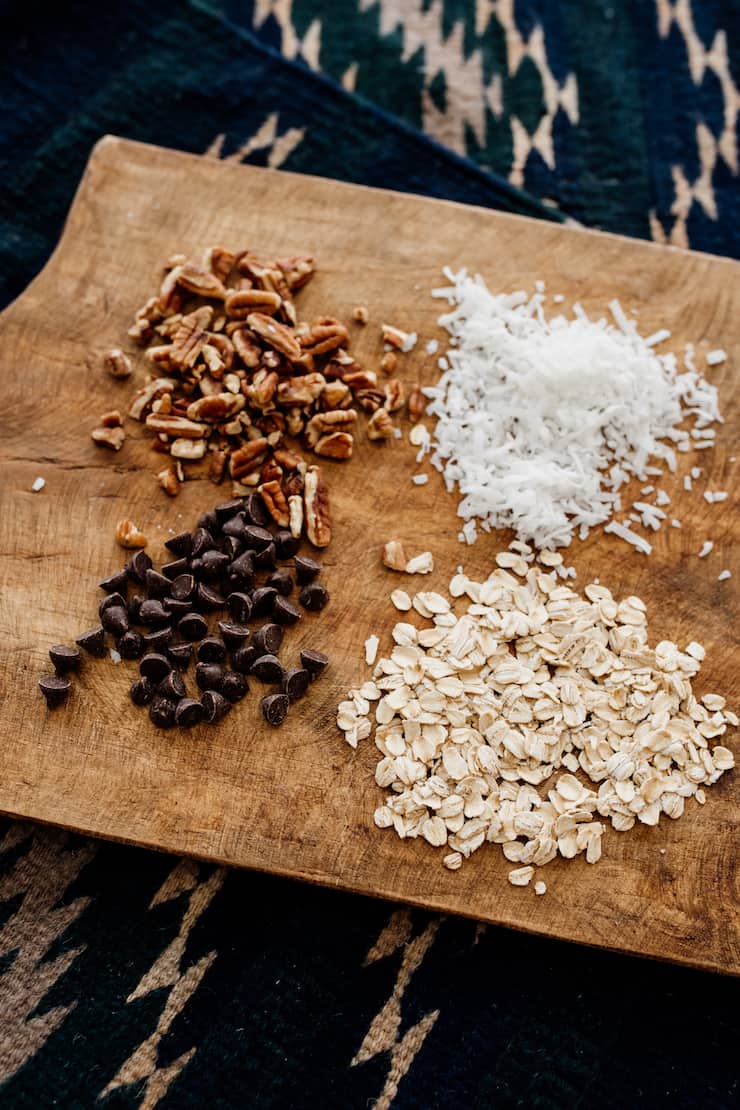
[1,136,738,974]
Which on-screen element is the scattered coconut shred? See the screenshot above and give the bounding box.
[424,269,723,551]
[337,543,736,885]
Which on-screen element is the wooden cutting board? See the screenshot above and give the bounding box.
[1,136,738,975]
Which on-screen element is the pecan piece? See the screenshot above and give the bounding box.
[177,260,226,300]
[299,316,349,357]
[207,332,235,372]
[100,410,122,428]
[276,254,316,291]
[231,327,261,368]
[104,348,132,379]
[314,432,353,460]
[382,324,416,351]
[201,343,225,377]
[116,519,148,549]
[382,540,409,571]
[145,413,208,439]
[276,373,326,407]
[247,313,301,362]
[157,465,180,496]
[352,305,369,324]
[169,306,213,369]
[367,409,394,440]
[260,458,283,485]
[152,393,172,414]
[285,408,305,437]
[354,388,385,413]
[380,351,398,375]
[408,382,426,422]
[170,438,206,460]
[341,368,378,390]
[91,425,125,451]
[225,289,282,318]
[305,408,358,448]
[304,465,331,548]
[157,266,184,313]
[203,246,236,283]
[288,494,304,539]
[259,480,290,527]
[244,369,278,409]
[283,472,304,499]
[273,446,302,471]
[320,380,352,410]
[230,438,269,481]
[209,449,228,484]
[384,379,405,412]
[186,393,245,422]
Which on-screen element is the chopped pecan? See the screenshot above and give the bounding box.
[247,313,301,362]
[260,458,283,485]
[288,494,304,539]
[231,327,261,368]
[276,254,316,291]
[285,408,305,437]
[100,410,122,428]
[320,380,352,410]
[223,372,242,394]
[284,472,304,499]
[259,480,290,527]
[157,265,184,313]
[380,351,397,375]
[221,418,243,437]
[273,446,302,471]
[382,323,415,351]
[166,253,188,270]
[91,425,125,451]
[230,437,269,481]
[382,540,409,571]
[304,465,331,548]
[128,317,154,345]
[145,413,207,438]
[104,348,132,379]
[170,438,206,460]
[169,306,213,369]
[145,344,175,371]
[209,449,227,484]
[384,379,405,412]
[276,373,326,407]
[157,465,180,496]
[314,432,353,460]
[198,374,223,398]
[207,332,234,372]
[305,408,358,448]
[225,289,281,318]
[352,305,369,324]
[244,368,278,409]
[203,246,236,283]
[354,388,385,413]
[115,519,148,549]
[408,382,426,422]
[177,260,226,300]
[186,393,245,422]
[299,316,349,357]
[201,343,225,377]
[367,409,394,440]
[257,415,286,438]
[341,368,378,390]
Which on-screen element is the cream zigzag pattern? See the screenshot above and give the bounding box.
[205,112,306,168]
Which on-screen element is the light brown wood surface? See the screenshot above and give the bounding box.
[1,136,738,974]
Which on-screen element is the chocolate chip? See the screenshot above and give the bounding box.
[39,674,71,708]
[252,654,283,683]
[139,653,171,682]
[130,676,155,706]
[274,530,299,560]
[273,596,301,625]
[196,662,224,691]
[178,612,208,642]
[266,571,293,596]
[218,621,250,649]
[191,527,214,558]
[99,592,127,616]
[300,649,329,680]
[252,587,277,618]
[144,569,172,599]
[198,637,226,663]
[243,525,273,552]
[220,671,248,703]
[99,568,128,594]
[163,598,192,618]
[162,557,190,579]
[261,693,288,726]
[168,643,193,670]
[143,627,173,652]
[165,531,193,558]
[231,644,258,675]
[175,698,206,727]
[222,514,247,540]
[299,583,330,612]
[101,605,129,636]
[126,550,153,584]
[170,573,196,602]
[244,492,270,527]
[228,551,255,588]
[216,498,245,522]
[138,599,170,626]
[128,595,144,622]
[149,697,177,728]
[198,550,229,579]
[227,592,253,622]
[197,583,225,611]
[253,624,284,655]
[282,667,310,702]
[49,645,81,674]
[76,626,106,657]
[254,543,276,572]
[197,510,221,536]
[202,689,232,723]
[294,555,321,584]
[117,631,145,660]
[158,670,186,701]
[222,536,242,561]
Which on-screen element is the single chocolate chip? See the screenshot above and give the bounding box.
[130,676,155,706]
[261,693,289,726]
[222,514,247,540]
[139,653,172,682]
[99,568,128,594]
[244,493,270,527]
[162,557,190,579]
[126,550,152,584]
[218,621,250,649]
[128,595,144,622]
[149,697,177,728]
[266,571,293,596]
[143,627,173,652]
[145,569,172,599]
[222,536,242,561]
[171,573,196,602]
[101,605,129,636]
[198,550,229,579]
[300,649,329,680]
[196,662,225,691]
[175,698,206,727]
[138,599,170,626]
[168,643,193,670]
[226,592,253,622]
[197,583,225,611]
[179,612,208,642]
[243,524,273,551]
[273,596,301,625]
[158,670,186,700]
[198,510,221,536]
[252,587,277,618]
[202,689,232,723]
[99,591,127,616]
[191,527,214,558]
[76,626,106,657]
[254,543,276,571]
[294,555,321,585]
[221,671,249,703]
[117,631,145,660]
[274,530,299,560]
[231,644,258,675]
[39,674,71,708]
[283,667,310,702]
[228,551,255,587]
[165,531,193,558]
[163,598,192,618]
[198,637,226,663]
[252,654,283,683]
[253,624,284,655]
[299,583,330,612]
[216,498,245,522]
[49,644,81,673]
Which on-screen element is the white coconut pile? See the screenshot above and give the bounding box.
[424,269,723,551]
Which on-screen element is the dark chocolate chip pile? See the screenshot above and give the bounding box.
[38,494,330,728]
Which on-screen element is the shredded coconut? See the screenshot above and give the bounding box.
[426,269,722,550]
[31,476,46,492]
[412,474,429,486]
[706,349,727,366]
[699,541,714,558]
[718,569,731,581]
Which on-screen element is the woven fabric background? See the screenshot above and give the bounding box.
[1,2,739,1107]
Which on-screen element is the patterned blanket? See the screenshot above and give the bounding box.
[1,2,738,1107]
